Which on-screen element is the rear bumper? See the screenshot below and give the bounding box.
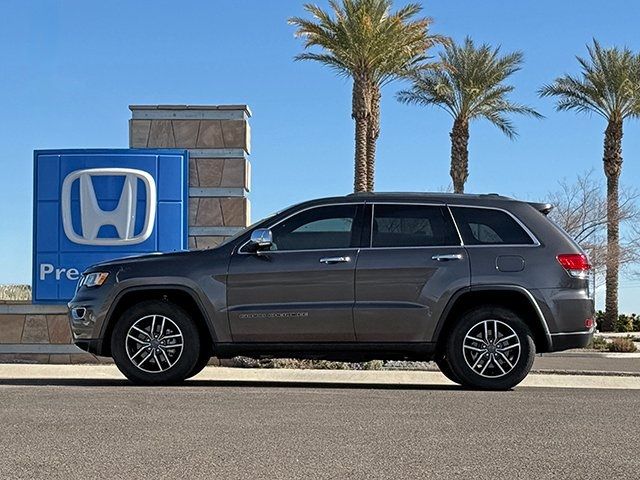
[535,288,594,351]
[549,330,594,352]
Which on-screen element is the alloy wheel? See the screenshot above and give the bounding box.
[125,315,184,373]
[462,319,521,378]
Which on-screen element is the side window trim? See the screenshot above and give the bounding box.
[447,204,540,247]
[363,202,463,250]
[237,202,364,254]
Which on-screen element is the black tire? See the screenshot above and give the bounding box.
[445,306,535,390]
[185,346,212,380]
[111,300,201,385]
[435,355,462,385]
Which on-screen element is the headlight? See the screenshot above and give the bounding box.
[82,272,110,288]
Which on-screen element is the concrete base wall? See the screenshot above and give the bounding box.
[0,303,109,364]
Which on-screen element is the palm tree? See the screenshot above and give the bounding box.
[397,37,541,194]
[289,0,445,192]
[540,40,640,331]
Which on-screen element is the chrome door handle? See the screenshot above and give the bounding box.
[431,253,464,261]
[319,256,351,264]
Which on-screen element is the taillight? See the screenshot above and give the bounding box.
[557,253,591,279]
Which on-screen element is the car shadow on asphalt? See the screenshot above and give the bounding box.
[0,378,467,391]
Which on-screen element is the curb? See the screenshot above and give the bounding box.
[540,351,640,359]
[0,365,639,390]
[531,368,640,377]
[385,365,640,378]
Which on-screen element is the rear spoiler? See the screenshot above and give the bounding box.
[528,202,554,215]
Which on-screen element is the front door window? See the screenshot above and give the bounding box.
[269,204,359,251]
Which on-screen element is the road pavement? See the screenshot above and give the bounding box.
[0,377,638,479]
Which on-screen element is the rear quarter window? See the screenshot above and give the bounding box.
[450,207,535,245]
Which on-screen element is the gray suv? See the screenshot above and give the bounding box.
[69,193,595,389]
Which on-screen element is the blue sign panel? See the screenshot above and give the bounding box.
[33,149,189,303]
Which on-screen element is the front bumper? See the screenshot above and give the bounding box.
[73,338,103,355]
[68,284,115,356]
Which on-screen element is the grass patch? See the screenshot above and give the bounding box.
[226,357,385,370]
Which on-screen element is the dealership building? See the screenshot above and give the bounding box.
[0,105,252,363]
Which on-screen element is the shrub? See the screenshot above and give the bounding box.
[362,360,384,370]
[607,337,637,353]
[614,314,635,333]
[595,310,640,333]
[587,336,609,351]
[0,285,31,301]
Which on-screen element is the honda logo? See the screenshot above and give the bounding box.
[61,168,157,246]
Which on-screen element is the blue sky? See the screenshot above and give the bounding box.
[1,0,639,309]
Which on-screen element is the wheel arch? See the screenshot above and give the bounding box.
[434,286,552,354]
[99,285,215,357]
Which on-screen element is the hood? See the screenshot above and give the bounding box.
[84,249,204,272]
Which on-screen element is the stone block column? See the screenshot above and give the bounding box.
[128,105,251,249]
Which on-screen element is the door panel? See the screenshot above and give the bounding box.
[226,203,364,342]
[227,250,358,342]
[354,203,470,342]
[354,247,469,341]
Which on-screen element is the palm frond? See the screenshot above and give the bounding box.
[398,36,540,136]
[288,0,445,83]
[482,111,518,139]
[540,39,640,121]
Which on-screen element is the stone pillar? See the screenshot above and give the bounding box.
[128,105,251,249]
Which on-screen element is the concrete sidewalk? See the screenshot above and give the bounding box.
[1,364,639,390]
[533,352,640,376]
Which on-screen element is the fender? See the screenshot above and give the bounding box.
[433,284,552,350]
[99,280,220,352]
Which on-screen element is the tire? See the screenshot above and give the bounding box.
[111,300,201,385]
[445,306,535,390]
[435,355,462,385]
[185,346,212,380]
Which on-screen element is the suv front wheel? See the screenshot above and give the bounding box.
[445,306,535,390]
[111,300,201,385]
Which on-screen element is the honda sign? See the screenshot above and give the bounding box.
[61,168,157,246]
[33,149,189,303]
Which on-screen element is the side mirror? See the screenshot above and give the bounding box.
[247,228,273,252]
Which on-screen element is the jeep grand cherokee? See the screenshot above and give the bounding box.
[69,193,595,389]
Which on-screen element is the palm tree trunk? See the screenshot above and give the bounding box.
[450,117,469,194]
[352,78,369,193]
[603,119,623,332]
[366,85,381,192]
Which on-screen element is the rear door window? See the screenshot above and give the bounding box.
[371,204,460,247]
[450,207,535,245]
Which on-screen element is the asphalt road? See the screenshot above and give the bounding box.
[0,380,638,479]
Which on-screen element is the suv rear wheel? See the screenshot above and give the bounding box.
[445,306,535,390]
[111,300,201,385]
